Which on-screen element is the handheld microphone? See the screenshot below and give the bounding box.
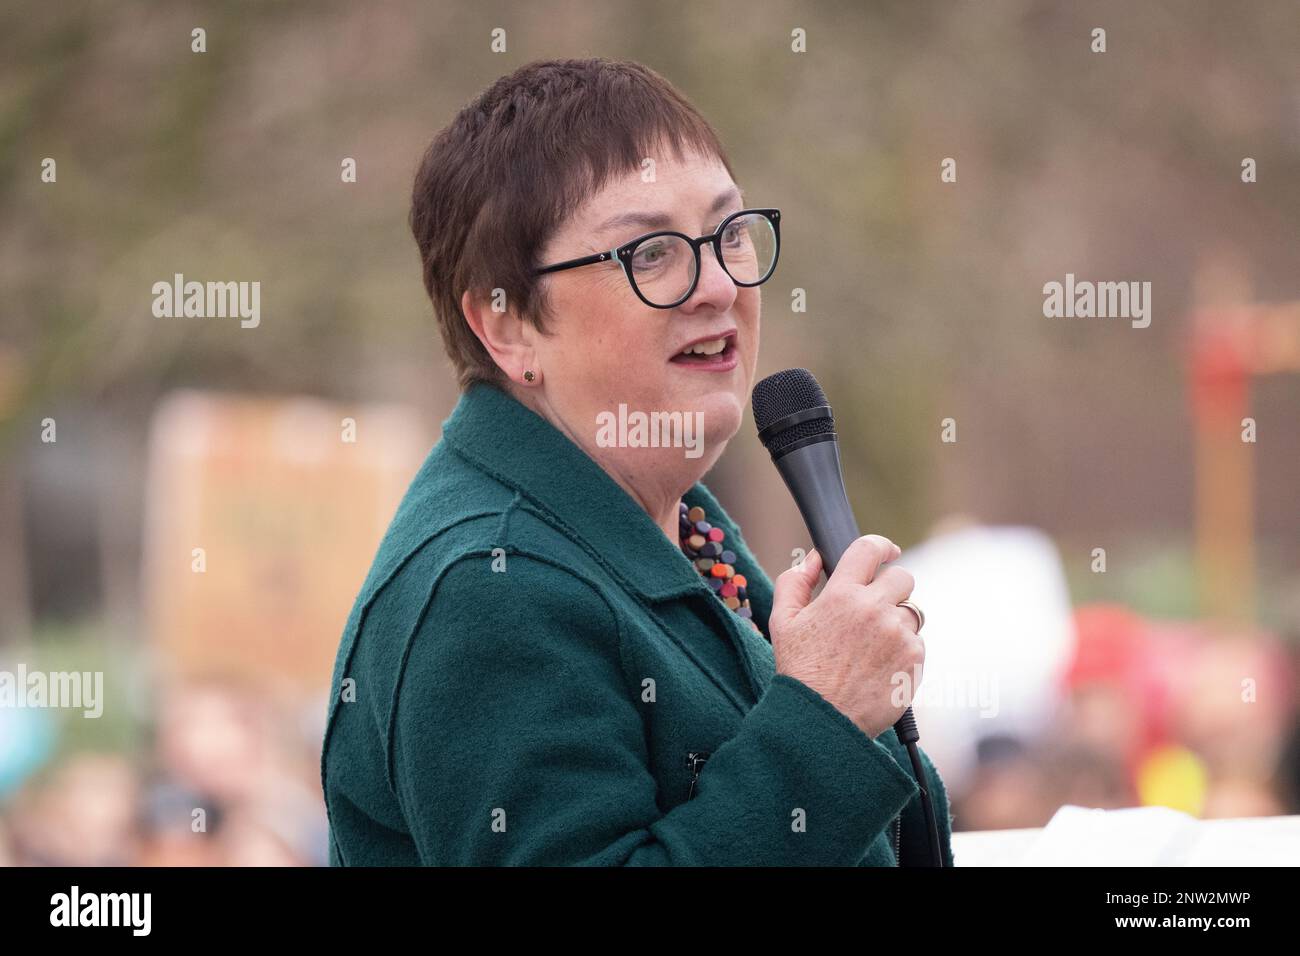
[752,367,944,866]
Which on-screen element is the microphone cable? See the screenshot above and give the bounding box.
[894,706,945,867]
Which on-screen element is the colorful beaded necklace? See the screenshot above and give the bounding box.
[678,502,763,635]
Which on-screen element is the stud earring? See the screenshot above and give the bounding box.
[523,370,536,383]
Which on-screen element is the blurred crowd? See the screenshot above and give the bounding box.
[950,605,1299,832]
[0,680,328,866]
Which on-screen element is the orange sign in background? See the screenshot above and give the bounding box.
[142,391,429,697]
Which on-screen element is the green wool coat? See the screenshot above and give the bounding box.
[321,381,955,866]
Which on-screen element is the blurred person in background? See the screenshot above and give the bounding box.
[1170,635,1293,819]
[145,679,320,866]
[9,753,140,866]
[136,778,223,867]
[951,736,1056,832]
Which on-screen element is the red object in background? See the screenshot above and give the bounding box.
[1063,604,1187,781]
[1188,322,1248,426]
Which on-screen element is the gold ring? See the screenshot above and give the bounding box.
[898,600,924,632]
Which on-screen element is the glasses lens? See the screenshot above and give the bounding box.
[719,213,777,285]
[628,234,696,306]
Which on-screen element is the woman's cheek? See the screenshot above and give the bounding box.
[598,334,649,395]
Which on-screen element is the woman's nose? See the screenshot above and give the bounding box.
[680,245,738,313]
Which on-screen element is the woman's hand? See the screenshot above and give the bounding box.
[769,535,923,739]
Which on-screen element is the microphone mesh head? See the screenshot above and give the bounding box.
[751,368,835,455]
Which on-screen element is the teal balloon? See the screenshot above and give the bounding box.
[0,706,56,797]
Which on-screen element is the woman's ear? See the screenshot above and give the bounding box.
[461,288,537,384]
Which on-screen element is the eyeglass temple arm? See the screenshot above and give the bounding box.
[534,248,622,277]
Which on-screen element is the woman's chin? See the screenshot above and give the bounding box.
[689,391,745,450]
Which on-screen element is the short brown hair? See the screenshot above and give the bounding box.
[410,58,734,390]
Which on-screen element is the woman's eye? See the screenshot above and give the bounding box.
[632,241,673,270]
[723,221,753,248]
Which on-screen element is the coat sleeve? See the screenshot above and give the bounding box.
[390,553,923,866]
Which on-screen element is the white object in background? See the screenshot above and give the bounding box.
[1023,805,1196,865]
[899,525,1075,792]
[952,806,1300,866]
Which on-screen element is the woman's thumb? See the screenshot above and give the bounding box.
[770,548,822,628]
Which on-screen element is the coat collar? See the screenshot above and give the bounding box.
[440,382,741,603]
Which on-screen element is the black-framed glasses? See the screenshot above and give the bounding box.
[532,207,781,309]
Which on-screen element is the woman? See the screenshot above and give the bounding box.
[321,58,953,866]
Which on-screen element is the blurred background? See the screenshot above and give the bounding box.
[1,0,1298,865]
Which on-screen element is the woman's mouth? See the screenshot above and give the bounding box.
[670,333,738,371]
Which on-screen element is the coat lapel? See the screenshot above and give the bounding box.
[441,382,773,704]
